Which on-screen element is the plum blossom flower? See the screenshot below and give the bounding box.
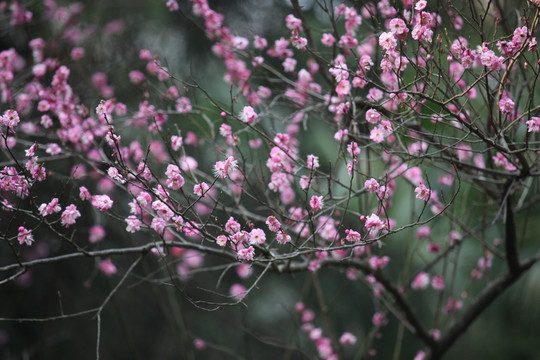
[412,272,430,289]
[282,57,297,72]
[1,109,20,127]
[175,97,192,113]
[345,229,361,242]
[379,32,397,51]
[79,186,91,200]
[17,226,34,245]
[276,231,291,244]
[151,217,166,233]
[415,0,427,11]
[193,182,210,197]
[372,312,388,326]
[213,156,238,179]
[237,246,255,261]
[285,14,302,31]
[99,259,117,276]
[230,283,247,300]
[152,200,174,221]
[416,225,431,239]
[92,195,113,211]
[415,184,431,201]
[171,135,183,151]
[370,126,386,143]
[61,204,81,227]
[431,275,445,290]
[368,255,390,270]
[216,235,227,247]
[365,109,381,124]
[335,80,351,96]
[306,154,319,170]
[364,178,380,193]
[499,97,514,115]
[310,195,323,212]
[38,198,62,216]
[365,214,385,235]
[89,225,106,243]
[240,106,258,123]
[388,18,409,39]
[347,141,361,157]
[45,143,61,155]
[526,117,540,133]
[266,215,281,232]
[339,332,357,346]
[249,228,266,244]
[165,164,185,190]
[225,217,241,234]
[321,33,335,46]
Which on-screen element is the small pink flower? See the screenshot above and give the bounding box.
[151,217,166,234]
[415,184,431,201]
[276,231,291,244]
[321,33,335,46]
[364,178,380,193]
[414,350,426,360]
[17,226,34,246]
[347,141,361,157]
[345,229,361,242]
[241,106,258,123]
[526,117,540,133]
[334,129,348,141]
[249,228,266,244]
[412,272,430,290]
[92,195,113,211]
[306,154,320,170]
[38,197,62,216]
[335,80,351,96]
[171,135,183,150]
[193,339,206,350]
[1,109,20,127]
[415,225,431,239]
[193,182,210,197]
[282,57,297,72]
[498,97,514,115]
[216,235,227,247]
[365,109,381,124]
[175,97,192,113]
[230,283,247,300]
[237,246,255,261]
[165,164,185,190]
[299,175,312,190]
[266,215,281,232]
[339,332,357,346]
[368,255,389,270]
[431,275,445,290]
[79,186,91,201]
[285,14,302,31]
[370,127,385,143]
[372,312,388,326]
[365,214,385,235]
[427,242,441,253]
[213,156,238,179]
[379,32,397,51]
[152,200,174,221]
[89,225,106,243]
[45,143,61,155]
[309,195,323,212]
[415,0,427,11]
[225,217,241,234]
[61,204,81,227]
[99,259,117,276]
